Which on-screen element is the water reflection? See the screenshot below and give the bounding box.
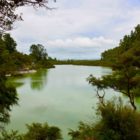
[30,69,48,90]
[7,77,24,88]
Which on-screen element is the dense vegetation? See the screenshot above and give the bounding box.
[0,33,54,75]
[0,34,21,128]
[101,25,140,66]
[68,100,140,140]
[30,44,55,69]
[0,34,31,74]
[0,122,62,140]
[0,75,18,127]
[89,24,140,110]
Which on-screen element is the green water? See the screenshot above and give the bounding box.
[7,65,118,139]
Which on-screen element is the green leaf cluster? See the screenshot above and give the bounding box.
[69,100,140,140]
[0,33,32,74]
[29,44,54,69]
[101,24,140,66]
[0,122,62,140]
[94,101,140,140]
[0,75,18,125]
[88,25,140,110]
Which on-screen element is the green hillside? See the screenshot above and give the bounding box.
[101,25,140,68]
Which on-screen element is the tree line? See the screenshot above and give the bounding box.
[0,33,54,75]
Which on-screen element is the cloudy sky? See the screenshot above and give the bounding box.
[10,0,140,59]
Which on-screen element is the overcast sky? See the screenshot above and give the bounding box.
[10,0,140,59]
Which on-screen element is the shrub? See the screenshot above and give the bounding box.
[94,100,140,140]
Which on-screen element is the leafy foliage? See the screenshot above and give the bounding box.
[88,65,139,110]
[24,123,49,140]
[101,24,140,66]
[30,44,54,68]
[94,101,140,140]
[0,130,22,140]
[69,100,140,140]
[0,75,18,125]
[0,34,31,130]
[0,34,32,74]
[30,44,48,62]
[2,33,17,53]
[0,122,62,140]
[88,25,140,110]
[68,122,95,140]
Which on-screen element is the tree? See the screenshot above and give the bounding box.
[0,37,7,72]
[3,33,17,53]
[0,0,56,33]
[46,126,62,140]
[93,100,140,140]
[69,100,140,140]
[24,122,62,140]
[0,130,23,140]
[0,122,61,140]
[68,130,80,140]
[89,25,140,110]
[24,123,49,140]
[0,34,31,73]
[0,75,18,127]
[0,35,32,119]
[30,44,48,62]
[68,122,95,140]
[101,24,140,64]
[88,64,139,110]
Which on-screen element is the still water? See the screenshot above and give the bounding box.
[7,65,117,139]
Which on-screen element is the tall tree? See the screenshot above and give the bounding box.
[24,122,62,140]
[3,33,17,53]
[88,25,140,110]
[0,75,18,127]
[30,44,48,62]
[88,65,139,110]
[101,24,140,64]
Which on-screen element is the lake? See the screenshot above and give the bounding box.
[7,65,119,139]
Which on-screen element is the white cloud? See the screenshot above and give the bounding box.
[14,36,116,60]
[45,36,116,59]
[9,0,140,59]
[47,36,115,48]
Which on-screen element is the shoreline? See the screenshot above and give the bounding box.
[6,69,37,77]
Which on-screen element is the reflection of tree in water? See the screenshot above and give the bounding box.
[30,69,48,90]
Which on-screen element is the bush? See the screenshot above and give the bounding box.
[0,122,62,140]
[69,99,140,140]
[94,100,140,140]
[24,122,62,140]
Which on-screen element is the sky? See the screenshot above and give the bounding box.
[9,0,140,60]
